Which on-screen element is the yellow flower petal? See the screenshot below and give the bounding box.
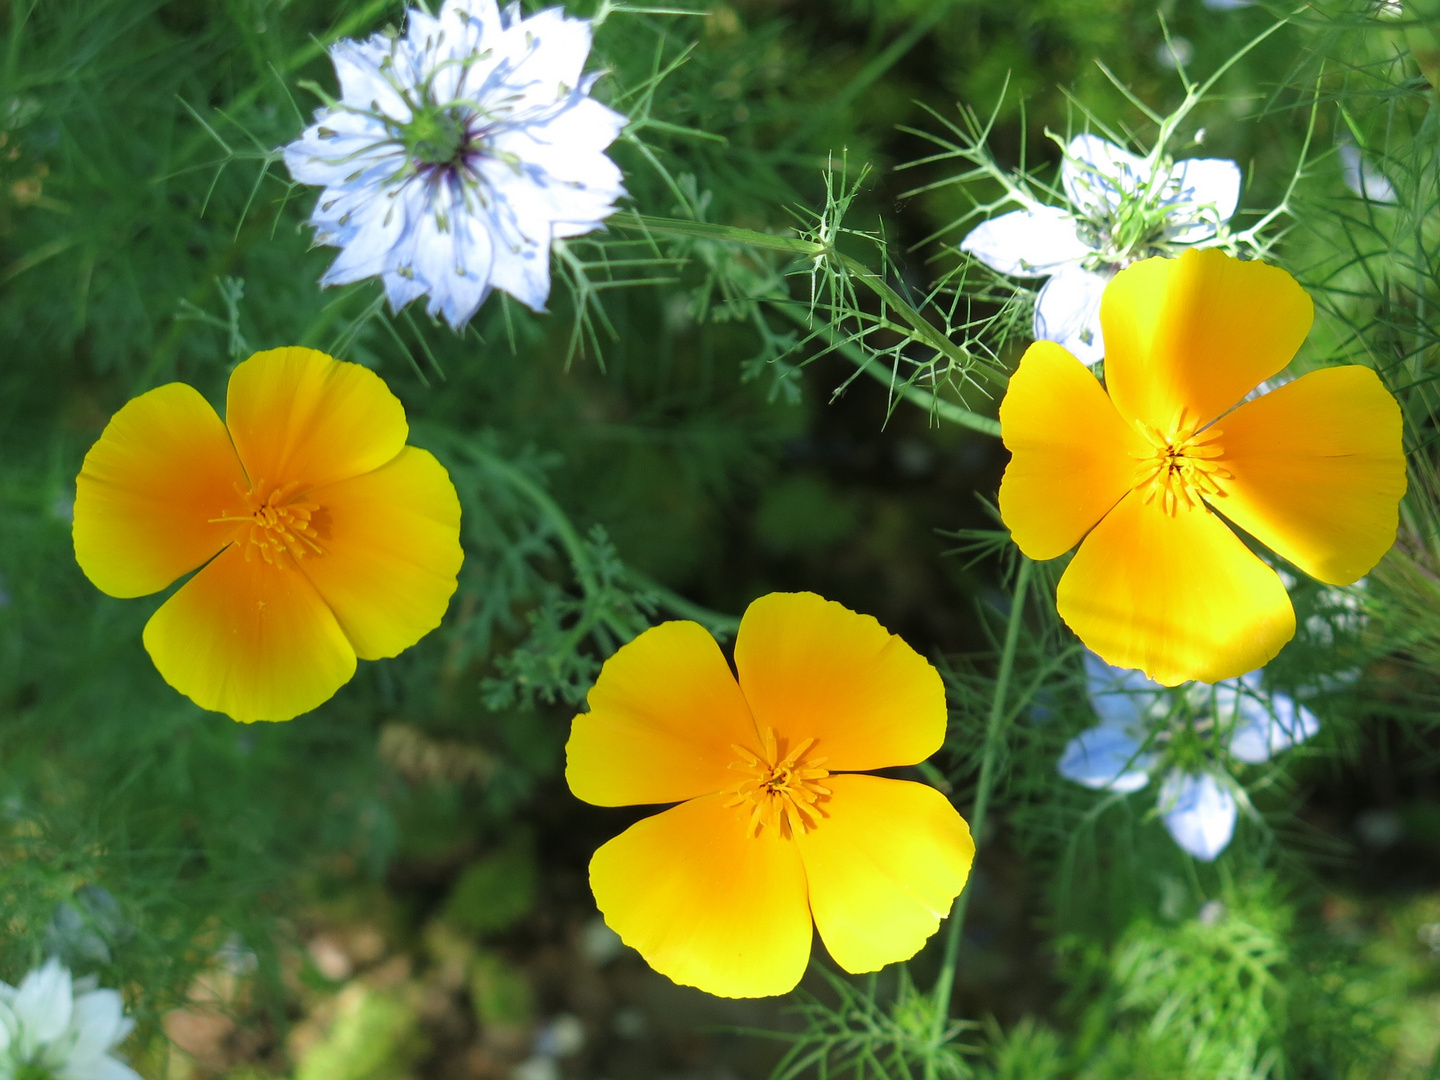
[1212,366,1406,585]
[1102,249,1313,431]
[73,384,248,598]
[142,544,357,723]
[998,341,1149,560]
[566,621,759,807]
[796,775,973,975]
[225,347,408,491]
[1057,491,1295,685]
[733,592,945,773]
[298,447,463,660]
[589,793,812,998]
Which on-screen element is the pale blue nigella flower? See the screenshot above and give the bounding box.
[961,134,1241,365]
[284,0,628,329]
[0,958,140,1080]
[1058,652,1319,861]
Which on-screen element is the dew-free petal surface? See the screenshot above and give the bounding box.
[999,341,1148,560]
[225,348,408,492]
[797,775,973,974]
[589,793,811,998]
[1058,491,1295,685]
[1213,365,1406,585]
[959,206,1090,277]
[1057,724,1157,793]
[567,621,759,807]
[733,592,945,772]
[1033,265,1112,366]
[1158,770,1237,861]
[1102,249,1314,431]
[1083,651,1166,728]
[300,447,462,661]
[73,384,247,599]
[142,545,356,723]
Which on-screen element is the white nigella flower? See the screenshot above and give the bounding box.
[0,959,139,1080]
[961,134,1241,364]
[1058,652,1319,861]
[284,0,628,329]
[1339,142,1397,205]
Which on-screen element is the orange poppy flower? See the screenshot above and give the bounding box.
[999,248,1406,685]
[73,347,463,723]
[565,591,975,999]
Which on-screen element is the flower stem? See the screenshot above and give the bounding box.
[926,555,1033,1060]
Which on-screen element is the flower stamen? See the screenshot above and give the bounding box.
[723,728,832,840]
[1130,409,1232,516]
[209,479,326,567]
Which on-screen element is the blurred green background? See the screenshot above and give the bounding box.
[5,0,1440,1077]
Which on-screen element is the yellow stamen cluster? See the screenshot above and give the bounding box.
[725,728,832,840]
[211,479,326,567]
[1131,411,1231,515]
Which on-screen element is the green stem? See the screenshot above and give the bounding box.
[927,556,1033,1055]
[771,304,1000,436]
[611,214,1007,391]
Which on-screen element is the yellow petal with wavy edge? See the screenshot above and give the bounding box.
[797,775,973,974]
[589,793,812,998]
[73,384,248,599]
[1102,249,1313,431]
[998,340,1149,560]
[225,347,408,491]
[1057,491,1294,685]
[1211,366,1406,585]
[566,621,760,807]
[733,592,945,773]
[298,447,463,660]
[143,544,356,722]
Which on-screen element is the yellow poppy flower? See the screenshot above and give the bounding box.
[565,591,975,999]
[73,347,463,723]
[999,248,1406,685]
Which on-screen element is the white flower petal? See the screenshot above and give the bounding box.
[1084,651,1166,729]
[1162,157,1241,242]
[66,992,127,1064]
[1340,143,1398,204]
[1202,0,1255,8]
[959,206,1091,277]
[1225,691,1321,765]
[1058,724,1157,793]
[1062,134,1147,216]
[14,959,73,1053]
[498,7,594,96]
[1033,264,1111,365]
[331,38,411,121]
[1158,771,1237,861]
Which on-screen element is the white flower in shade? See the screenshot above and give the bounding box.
[961,134,1241,364]
[1058,652,1319,861]
[284,0,628,329]
[0,959,139,1080]
[1339,142,1397,205]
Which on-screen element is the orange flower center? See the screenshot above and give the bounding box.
[211,480,326,568]
[1130,412,1231,516]
[724,728,831,840]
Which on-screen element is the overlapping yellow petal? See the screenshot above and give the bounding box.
[142,544,357,723]
[566,621,759,807]
[998,340,1148,560]
[225,347,408,491]
[299,447,463,660]
[1058,491,1295,685]
[796,775,974,974]
[589,793,812,999]
[1102,248,1313,431]
[73,384,247,599]
[1212,366,1407,585]
[733,592,945,772]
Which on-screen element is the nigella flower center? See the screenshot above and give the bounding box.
[211,479,327,567]
[1130,412,1232,516]
[402,104,468,166]
[724,728,832,840]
